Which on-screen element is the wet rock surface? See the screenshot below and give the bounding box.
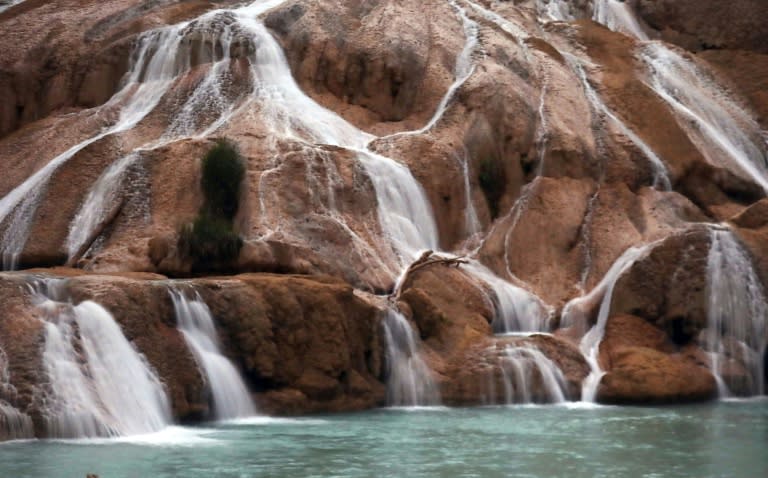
[1,0,768,436]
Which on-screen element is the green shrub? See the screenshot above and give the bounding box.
[178,215,243,265]
[201,139,245,221]
[478,156,506,219]
[178,139,246,268]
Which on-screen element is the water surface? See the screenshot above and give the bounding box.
[1,401,766,477]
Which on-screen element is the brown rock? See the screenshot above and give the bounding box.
[197,273,386,414]
[441,334,590,406]
[636,0,768,53]
[610,227,712,345]
[598,346,717,404]
[66,275,208,421]
[398,262,494,355]
[597,314,673,373]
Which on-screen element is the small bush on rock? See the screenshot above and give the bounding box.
[178,139,246,269]
[178,215,243,265]
[201,139,246,221]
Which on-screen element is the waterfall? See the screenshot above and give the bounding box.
[496,344,568,404]
[465,262,551,334]
[706,229,767,397]
[170,290,256,420]
[536,0,575,22]
[65,153,142,262]
[32,280,171,438]
[536,0,649,39]
[383,0,478,139]
[562,245,650,402]
[0,23,189,269]
[456,148,481,238]
[639,44,768,193]
[0,348,34,441]
[382,309,439,406]
[592,0,649,40]
[234,10,440,263]
[567,55,670,190]
[61,0,438,272]
[569,0,768,192]
[0,0,25,14]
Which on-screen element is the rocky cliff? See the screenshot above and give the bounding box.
[1,0,767,439]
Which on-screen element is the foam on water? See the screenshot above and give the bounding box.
[55,426,222,447]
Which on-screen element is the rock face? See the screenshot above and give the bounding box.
[396,261,590,405]
[1,0,768,437]
[597,314,717,404]
[636,0,768,53]
[0,270,386,437]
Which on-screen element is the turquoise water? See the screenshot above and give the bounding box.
[1,401,766,477]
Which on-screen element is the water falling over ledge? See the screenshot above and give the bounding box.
[0,347,33,441]
[706,228,767,397]
[170,289,256,420]
[491,343,569,405]
[382,309,440,407]
[31,279,171,438]
[561,245,653,402]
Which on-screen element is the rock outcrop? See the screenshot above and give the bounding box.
[0,270,386,437]
[2,0,768,438]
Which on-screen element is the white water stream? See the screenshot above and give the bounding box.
[4,0,703,413]
[0,24,190,269]
[496,344,568,404]
[0,347,34,440]
[592,0,649,40]
[561,245,651,401]
[0,0,25,14]
[706,228,767,396]
[639,44,768,193]
[170,289,256,420]
[32,280,171,438]
[382,309,439,406]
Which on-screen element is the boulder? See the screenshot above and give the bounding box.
[610,228,711,345]
[596,314,716,404]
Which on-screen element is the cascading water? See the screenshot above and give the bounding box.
[66,152,142,262]
[66,8,275,264]
[0,22,189,269]
[706,229,767,397]
[455,148,481,238]
[0,0,24,14]
[535,0,576,22]
[561,245,651,402]
[382,309,439,406]
[14,0,555,409]
[170,289,256,419]
[495,344,568,404]
[639,44,768,193]
[0,348,34,441]
[465,262,551,334]
[32,279,171,438]
[567,55,670,190]
[62,0,466,408]
[536,0,650,39]
[564,0,768,193]
[592,0,649,40]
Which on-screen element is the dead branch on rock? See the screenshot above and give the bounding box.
[392,251,468,300]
